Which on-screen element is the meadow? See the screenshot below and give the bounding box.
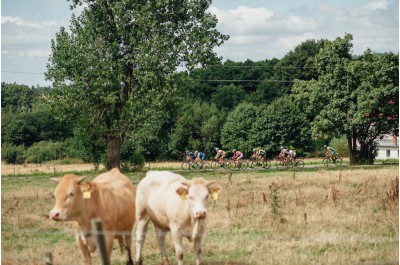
[1,164,398,265]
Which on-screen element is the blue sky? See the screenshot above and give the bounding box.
[1,0,399,86]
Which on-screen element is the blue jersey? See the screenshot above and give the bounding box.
[197,152,206,160]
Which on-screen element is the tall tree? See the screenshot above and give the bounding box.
[46,0,228,168]
[293,34,399,164]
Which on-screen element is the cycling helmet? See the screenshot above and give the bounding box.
[323,145,327,148]
[215,147,219,151]
[253,148,256,151]
[280,146,284,150]
[233,149,236,152]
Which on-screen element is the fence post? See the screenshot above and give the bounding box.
[44,252,52,265]
[91,218,110,265]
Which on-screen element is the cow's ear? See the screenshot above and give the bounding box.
[176,186,188,201]
[208,185,222,201]
[79,182,96,199]
[77,176,88,184]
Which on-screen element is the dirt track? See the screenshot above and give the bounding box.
[1,163,103,175]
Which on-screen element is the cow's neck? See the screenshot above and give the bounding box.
[75,199,96,233]
[191,217,206,241]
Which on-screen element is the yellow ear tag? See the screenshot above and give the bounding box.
[211,192,218,201]
[180,194,187,201]
[83,191,91,199]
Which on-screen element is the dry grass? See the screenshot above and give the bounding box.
[1,166,398,264]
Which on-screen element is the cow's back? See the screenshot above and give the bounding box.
[136,171,187,230]
[91,168,136,231]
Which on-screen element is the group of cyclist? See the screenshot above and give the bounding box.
[185,145,337,166]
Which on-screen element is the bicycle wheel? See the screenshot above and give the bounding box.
[203,162,211,170]
[262,160,271,169]
[210,161,220,169]
[239,161,249,170]
[322,157,330,167]
[276,160,284,168]
[227,161,236,170]
[334,157,343,166]
[181,162,191,170]
[294,160,305,168]
[249,161,258,169]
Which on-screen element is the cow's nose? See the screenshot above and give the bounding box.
[195,211,207,219]
[50,210,60,221]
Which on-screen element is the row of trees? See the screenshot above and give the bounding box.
[1,0,398,167]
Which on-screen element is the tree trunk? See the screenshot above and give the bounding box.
[106,136,122,170]
[347,135,356,165]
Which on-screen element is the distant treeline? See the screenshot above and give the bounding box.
[2,37,398,165]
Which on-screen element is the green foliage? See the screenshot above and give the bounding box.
[1,82,49,113]
[168,101,225,159]
[121,151,145,172]
[250,96,313,156]
[293,33,399,163]
[46,0,228,168]
[25,141,65,163]
[1,144,26,164]
[1,112,39,146]
[329,136,348,157]
[211,84,245,110]
[221,102,258,155]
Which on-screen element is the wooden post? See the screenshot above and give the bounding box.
[91,218,110,265]
[44,252,52,265]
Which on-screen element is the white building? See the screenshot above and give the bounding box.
[376,134,399,159]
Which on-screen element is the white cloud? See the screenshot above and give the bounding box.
[365,0,388,10]
[210,2,398,61]
[2,15,57,29]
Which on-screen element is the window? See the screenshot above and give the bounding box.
[386,150,390,157]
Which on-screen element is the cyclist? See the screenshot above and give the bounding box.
[194,151,206,168]
[324,145,337,160]
[252,147,266,161]
[288,149,297,161]
[279,146,290,161]
[185,150,196,162]
[232,149,244,165]
[214,147,227,165]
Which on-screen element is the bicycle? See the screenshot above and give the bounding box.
[275,156,290,168]
[322,155,343,166]
[227,158,248,170]
[287,157,305,168]
[210,158,229,169]
[181,159,210,171]
[249,156,271,169]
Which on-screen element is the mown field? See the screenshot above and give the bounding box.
[1,164,398,265]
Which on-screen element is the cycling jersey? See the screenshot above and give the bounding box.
[197,152,206,160]
[233,151,243,159]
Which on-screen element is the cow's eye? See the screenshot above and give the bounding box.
[188,196,194,200]
[68,192,74,198]
[205,195,209,200]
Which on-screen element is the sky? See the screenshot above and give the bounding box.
[1,0,399,87]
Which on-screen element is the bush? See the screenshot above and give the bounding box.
[1,144,26,164]
[121,151,145,172]
[330,136,348,157]
[25,141,65,163]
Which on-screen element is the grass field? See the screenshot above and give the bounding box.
[1,164,398,265]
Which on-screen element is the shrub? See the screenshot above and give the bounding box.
[330,136,348,157]
[121,151,145,172]
[1,144,26,164]
[25,141,65,163]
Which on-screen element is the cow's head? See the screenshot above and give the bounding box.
[50,174,94,221]
[176,177,221,220]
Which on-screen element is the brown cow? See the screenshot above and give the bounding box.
[50,168,135,265]
[135,171,221,265]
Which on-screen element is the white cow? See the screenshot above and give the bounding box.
[135,171,221,265]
